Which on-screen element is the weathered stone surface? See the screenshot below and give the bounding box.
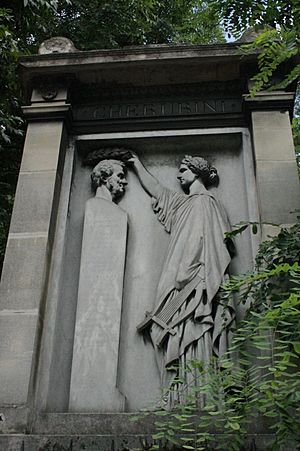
[0,312,38,404]
[32,413,157,435]
[25,435,156,451]
[0,433,297,451]
[252,110,296,161]
[0,235,47,310]
[256,160,300,224]
[251,109,300,225]
[0,435,25,451]
[69,197,128,412]
[0,406,29,434]
[0,82,68,414]
[20,122,64,172]
[38,37,77,54]
[9,172,57,234]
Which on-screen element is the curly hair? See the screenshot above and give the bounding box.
[181,155,219,187]
[91,159,126,191]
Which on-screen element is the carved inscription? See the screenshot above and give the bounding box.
[74,98,242,121]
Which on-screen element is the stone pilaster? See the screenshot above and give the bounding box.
[245,92,300,239]
[0,86,70,426]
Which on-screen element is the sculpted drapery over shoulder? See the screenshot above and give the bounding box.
[129,153,235,393]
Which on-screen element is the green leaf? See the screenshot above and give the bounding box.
[293,342,300,354]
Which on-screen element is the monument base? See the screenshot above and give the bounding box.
[0,412,297,450]
[0,432,296,451]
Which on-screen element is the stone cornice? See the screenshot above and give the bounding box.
[22,103,72,127]
[243,91,295,114]
[19,42,257,92]
[19,42,253,65]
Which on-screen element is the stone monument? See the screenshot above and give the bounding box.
[0,36,299,449]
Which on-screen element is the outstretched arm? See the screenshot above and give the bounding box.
[128,153,163,199]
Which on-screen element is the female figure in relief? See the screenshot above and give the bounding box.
[129,153,235,403]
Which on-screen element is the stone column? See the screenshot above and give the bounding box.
[246,92,300,239]
[0,87,70,427]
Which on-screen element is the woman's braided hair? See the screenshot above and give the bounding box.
[181,155,219,188]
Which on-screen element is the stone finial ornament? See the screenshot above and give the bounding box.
[235,27,264,43]
[38,37,78,54]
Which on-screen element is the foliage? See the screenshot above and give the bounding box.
[208,0,300,178]
[240,28,299,97]
[211,0,298,37]
[209,0,300,95]
[145,216,300,450]
[30,0,224,50]
[0,7,23,149]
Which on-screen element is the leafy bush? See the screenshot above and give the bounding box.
[146,216,300,450]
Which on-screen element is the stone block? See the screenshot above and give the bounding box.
[20,121,63,172]
[0,312,38,404]
[24,435,155,451]
[0,406,28,434]
[0,433,297,451]
[252,110,296,161]
[0,436,24,451]
[9,171,57,234]
[261,223,291,242]
[256,160,300,224]
[33,412,157,435]
[0,235,47,310]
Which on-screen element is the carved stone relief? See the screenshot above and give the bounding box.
[69,149,131,411]
[69,144,239,411]
[127,153,235,405]
[85,148,132,203]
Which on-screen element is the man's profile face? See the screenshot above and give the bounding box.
[106,163,128,200]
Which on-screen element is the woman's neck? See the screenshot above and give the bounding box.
[189,178,207,195]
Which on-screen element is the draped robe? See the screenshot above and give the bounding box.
[149,186,235,389]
